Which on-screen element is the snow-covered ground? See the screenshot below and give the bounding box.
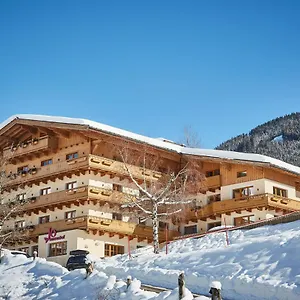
[0,252,202,300]
[95,220,300,300]
[1,220,300,299]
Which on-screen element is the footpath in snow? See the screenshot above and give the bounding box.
[1,219,300,299]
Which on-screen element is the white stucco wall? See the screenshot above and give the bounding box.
[221,179,267,200]
[264,179,298,200]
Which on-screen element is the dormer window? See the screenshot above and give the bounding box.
[237,171,247,178]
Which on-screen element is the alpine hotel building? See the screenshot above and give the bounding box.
[1,115,300,266]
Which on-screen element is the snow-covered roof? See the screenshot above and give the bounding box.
[1,114,300,176]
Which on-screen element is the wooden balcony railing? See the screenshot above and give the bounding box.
[6,155,162,189]
[88,155,162,181]
[87,216,179,242]
[28,216,87,236]
[206,175,221,189]
[6,156,89,187]
[24,215,179,243]
[3,136,58,162]
[19,186,127,213]
[192,193,300,220]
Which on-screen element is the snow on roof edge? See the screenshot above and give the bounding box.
[1,114,300,176]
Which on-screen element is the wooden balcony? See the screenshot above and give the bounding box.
[88,155,162,181]
[6,154,162,189]
[18,186,127,215]
[6,156,89,188]
[3,136,58,163]
[28,216,87,236]
[189,193,300,221]
[24,215,179,243]
[206,175,221,189]
[87,216,179,242]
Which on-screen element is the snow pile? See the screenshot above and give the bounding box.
[95,220,300,300]
[0,252,204,299]
[2,221,300,299]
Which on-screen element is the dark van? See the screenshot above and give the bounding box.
[66,250,92,271]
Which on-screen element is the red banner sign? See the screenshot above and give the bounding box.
[44,228,65,243]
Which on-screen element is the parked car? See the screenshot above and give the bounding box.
[66,250,92,271]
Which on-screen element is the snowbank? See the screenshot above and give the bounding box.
[94,220,300,300]
[0,252,202,299]
[2,220,300,299]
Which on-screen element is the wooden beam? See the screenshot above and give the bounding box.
[20,125,38,135]
[51,128,70,139]
[35,126,55,137]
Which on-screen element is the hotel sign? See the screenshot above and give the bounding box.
[44,228,65,243]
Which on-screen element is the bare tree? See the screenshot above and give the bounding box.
[0,155,30,254]
[181,126,201,148]
[118,145,205,254]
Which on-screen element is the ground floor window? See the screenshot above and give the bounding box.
[48,241,67,257]
[234,215,255,226]
[32,245,39,256]
[207,221,221,231]
[104,244,124,257]
[184,225,197,235]
[18,247,29,254]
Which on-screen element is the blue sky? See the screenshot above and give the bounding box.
[1,0,299,148]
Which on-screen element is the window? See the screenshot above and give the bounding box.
[41,159,53,167]
[112,213,122,220]
[159,221,167,229]
[39,215,50,224]
[104,244,124,257]
[273,187,287,198]
[207,194,221,204]
[65,210,76,220]
[232,186,254,199]
[15,220,25,229]
[66,181,77,190]
[237,171,247,178]
[66,152,78,160]
[207,221,221,231]
[40,187,51,195]
[49,241,67,257]
[32,245,39,255]
[17,165,29,174]
[234,215,255,226]
[138,217,146,225]
[184,225,197,235]
[17,193,27,201]
[206,169,220,177]
[113,184,122,192]
[18,247,29,253]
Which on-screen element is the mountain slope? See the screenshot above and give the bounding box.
[216,112,300,166]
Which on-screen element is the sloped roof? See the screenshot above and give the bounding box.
[1,114,300,176]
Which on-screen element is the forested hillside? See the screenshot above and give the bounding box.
[216,113,300,166]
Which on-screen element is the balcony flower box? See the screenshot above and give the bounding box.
[102,159,113,166]
[280,199,288,205]
[101,190,112,197]
[90,157,101,164]
[90,188,100,194]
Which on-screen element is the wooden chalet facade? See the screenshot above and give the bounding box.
[1,115,300,266]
